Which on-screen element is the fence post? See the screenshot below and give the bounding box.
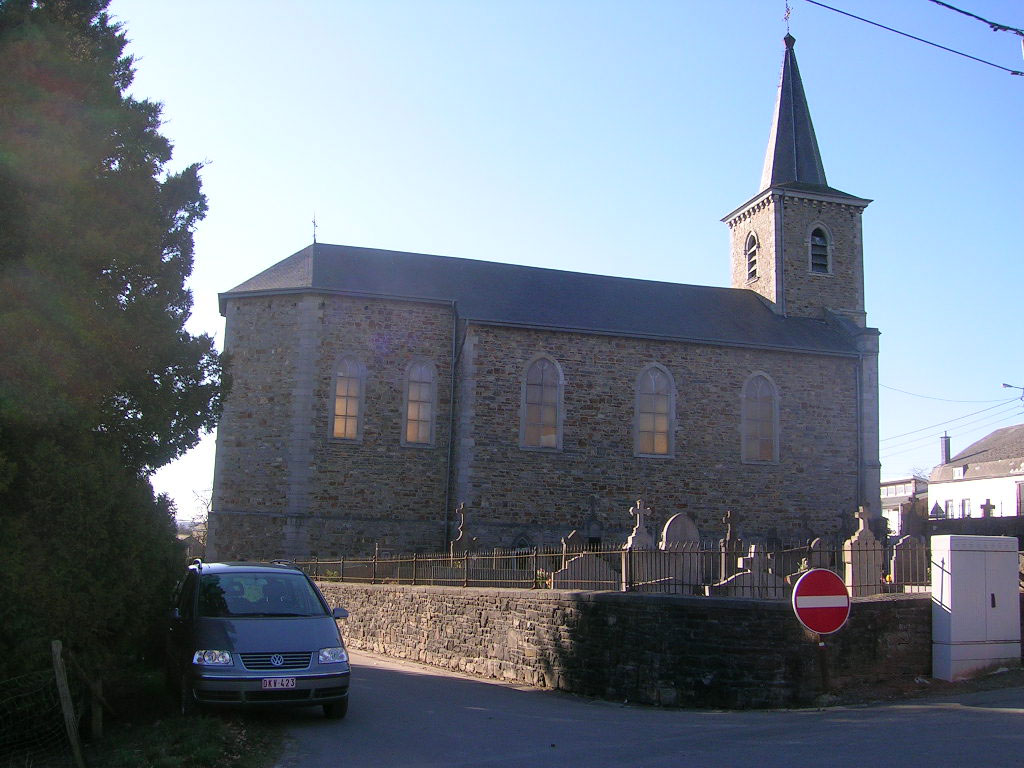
[372,552,377,584]
[532,547,539,589]
[412,552,418,586]
[463,552,469,588]
[51,641,86,768]
[340,555,345,583]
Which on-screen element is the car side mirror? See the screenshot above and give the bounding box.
[332,606,349,619]
[170,607,182,621]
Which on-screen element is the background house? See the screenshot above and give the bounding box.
[881,475,928,538]
[929,425,1024,521]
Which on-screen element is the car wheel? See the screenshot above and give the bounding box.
[179,675,197,717]
[323,697,348,719]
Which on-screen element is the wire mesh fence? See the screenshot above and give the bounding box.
[297,537,937,600]
[0,668,82,768]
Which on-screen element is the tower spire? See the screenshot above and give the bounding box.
[759,34,828,192]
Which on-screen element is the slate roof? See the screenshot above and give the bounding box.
[930,424,1024,482]
[757,35,864,203]
[220,243,863,357]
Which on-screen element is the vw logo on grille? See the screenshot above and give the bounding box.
[270,654,285,667]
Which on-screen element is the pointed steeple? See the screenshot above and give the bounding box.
[759,34,828,192]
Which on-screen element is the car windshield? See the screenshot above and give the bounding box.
[197,572,328,618]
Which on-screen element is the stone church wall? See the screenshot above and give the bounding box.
[455,324,860,548]
[780,196,865,322]
[727,193,866,325]
[212,292,862,559]
[212,293,456,559]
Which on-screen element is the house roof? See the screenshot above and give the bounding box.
[220,243,864,357]
[930,423,1024,483]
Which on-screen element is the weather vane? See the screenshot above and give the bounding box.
[784,1,792,33]
[312,213,318,244]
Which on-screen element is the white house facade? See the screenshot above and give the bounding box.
[928,425,1024,520]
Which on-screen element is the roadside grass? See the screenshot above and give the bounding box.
[83,672,285,768]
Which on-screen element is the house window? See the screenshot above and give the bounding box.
[332,358,365,441]
[403,361,435,446]
[944,500,953,518]
[741,373,778,463]
[809,227,830,273]
[961,498,971,518]
[1017,483,1024,516]
[635,365,674,456]
[521,356,562,450]
[745,232,758,281]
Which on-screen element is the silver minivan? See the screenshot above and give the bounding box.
[167,560,351,718]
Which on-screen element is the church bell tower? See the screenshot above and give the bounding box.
[723,34,871,327]
[722,34,882,529]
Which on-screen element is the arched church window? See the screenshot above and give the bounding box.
[809,227,830,274]
[521,356,562,450]
[741,373,778,463]
[745,232,758,281]
[332,357,365,441]
[404,360,436,446]
[635,365,674,456]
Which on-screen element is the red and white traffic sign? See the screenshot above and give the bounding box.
[792,568,850,635]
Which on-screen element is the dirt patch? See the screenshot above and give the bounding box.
[822,666,1024,707]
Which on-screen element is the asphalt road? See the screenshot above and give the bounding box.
[273,651,1024,768]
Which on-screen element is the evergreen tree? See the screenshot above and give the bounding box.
[0,0,223,677]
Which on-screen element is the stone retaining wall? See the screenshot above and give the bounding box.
[318,583,931,708]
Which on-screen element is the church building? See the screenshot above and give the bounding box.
[209,36,881,559]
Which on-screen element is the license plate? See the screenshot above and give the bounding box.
[261,678,296,689]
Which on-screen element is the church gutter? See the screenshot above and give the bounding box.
[443,300,460,546]
[856,349,864,515]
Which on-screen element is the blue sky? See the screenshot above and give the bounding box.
[105,0,1024,522]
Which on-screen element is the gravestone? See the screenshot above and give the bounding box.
[561,529,585,568]
[624,500,655,549]
[449,503,471,556]
[622,500,658,591]
[807,537,831,569]
[785,537,833,585]
[658,512,702,593]
[844,506,883,597]
[660,512,700,548]
[719,510,743,581]
[551,551,620,591]
[581,494,604,546]
[890,535,928,593]
[705,543,787,599]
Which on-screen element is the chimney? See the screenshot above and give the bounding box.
[940,434,951,465]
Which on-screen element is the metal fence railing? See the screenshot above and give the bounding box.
[297,538,948,601]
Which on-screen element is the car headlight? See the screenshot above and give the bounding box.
[192,650,233,665]
[318,647,349,664]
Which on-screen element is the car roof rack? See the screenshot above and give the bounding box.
[190,557,203,572]
[270,559,293,566]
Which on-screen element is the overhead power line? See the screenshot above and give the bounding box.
[880,383,1013,403]
[880,408,1024,461]
[803,0,1024,76]
[926,0,1024,38]
[880,402,1023,455]
[880,398,1020,442]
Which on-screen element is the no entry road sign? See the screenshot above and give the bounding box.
[792,568,850,635]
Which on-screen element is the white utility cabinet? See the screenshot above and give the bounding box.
[931,535,1021,681]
